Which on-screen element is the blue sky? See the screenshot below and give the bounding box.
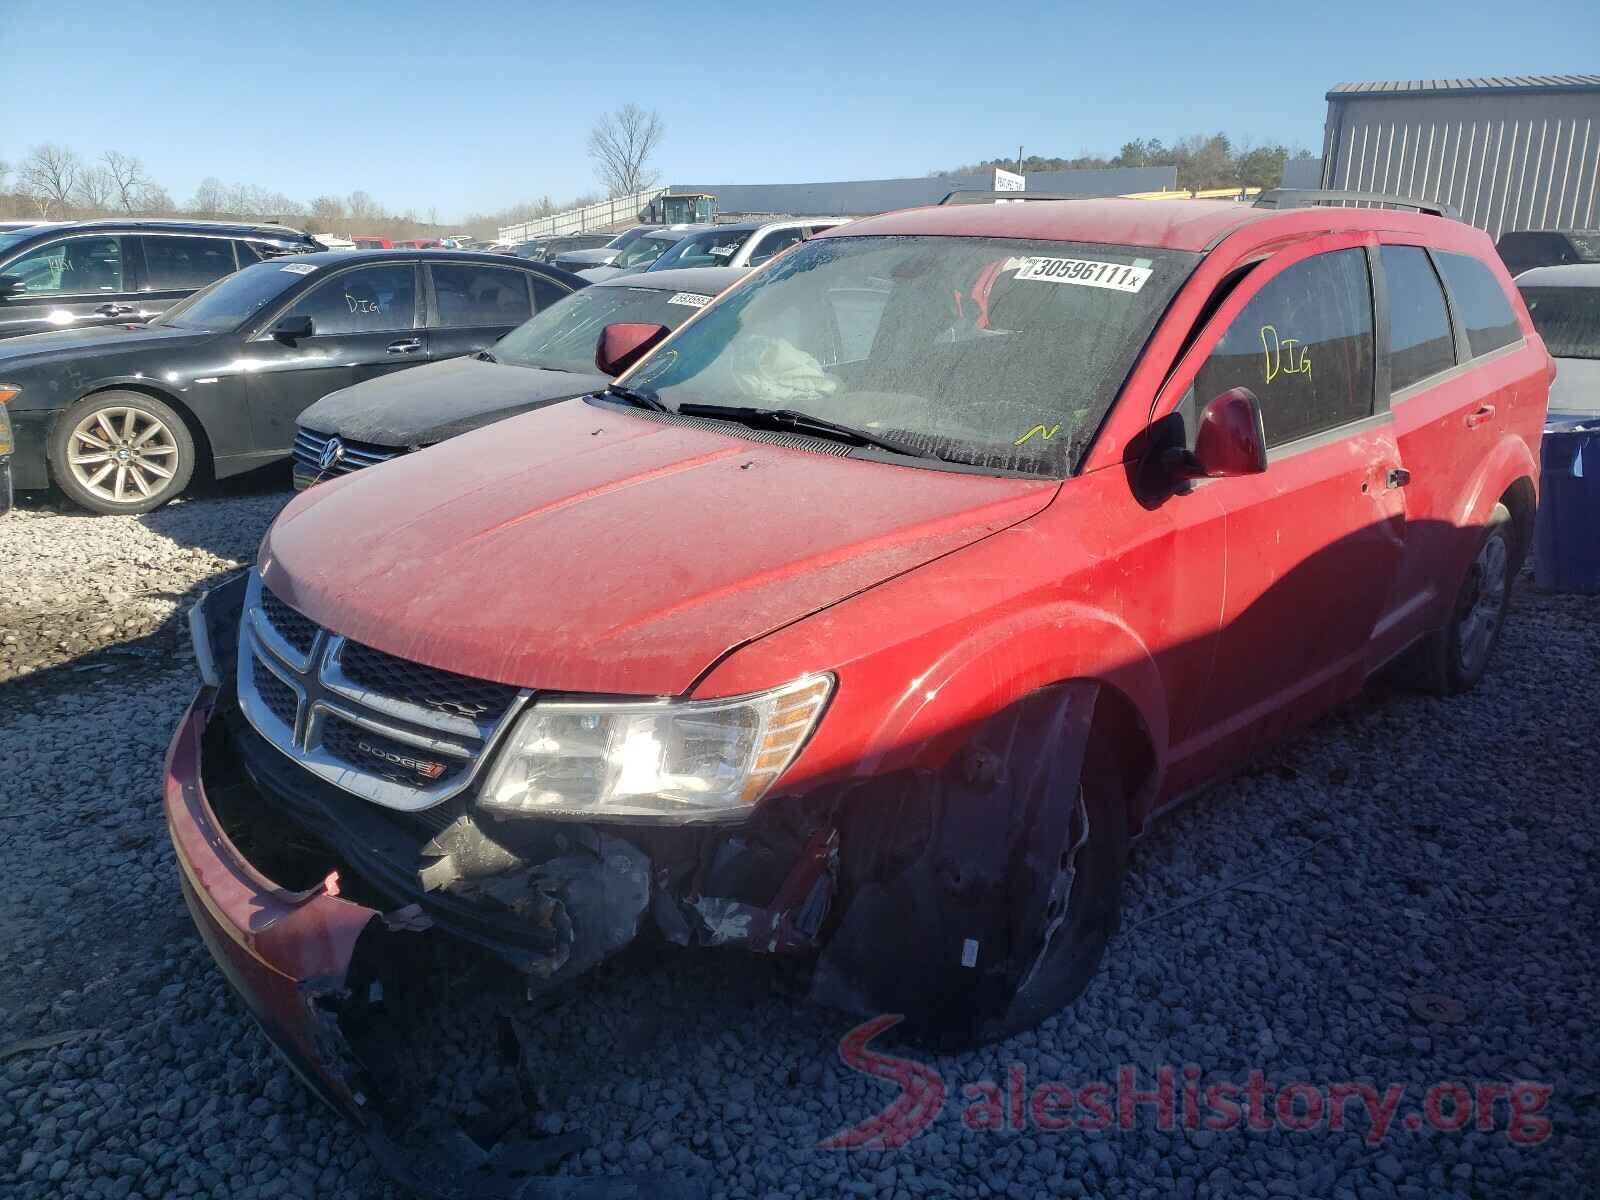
[4,0,1596,221]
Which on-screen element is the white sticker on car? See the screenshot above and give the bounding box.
[1014,257,1151,293]
[279,262,316,275]
[667,292,712,308]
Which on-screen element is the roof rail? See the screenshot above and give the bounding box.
[1253,189,1458,219]
[938,190,1090,205]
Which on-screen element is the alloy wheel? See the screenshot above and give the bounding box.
[67,406,180,504]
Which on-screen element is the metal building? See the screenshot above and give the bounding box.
[1319,76,1600,237]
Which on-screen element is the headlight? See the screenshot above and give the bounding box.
[479,674,833,823]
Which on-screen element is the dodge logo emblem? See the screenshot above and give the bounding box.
[318,437,346,470]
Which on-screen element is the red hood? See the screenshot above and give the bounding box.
[261,401,1055,695]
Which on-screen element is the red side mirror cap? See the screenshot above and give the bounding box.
[1166,387,1269,481]
[596,322,671,377]
[1193,387,1268,477]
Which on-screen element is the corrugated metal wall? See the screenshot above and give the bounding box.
[1321,89,1600,236]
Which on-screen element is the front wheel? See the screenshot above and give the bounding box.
[1408,502,1515,694]
[49,391,196,514]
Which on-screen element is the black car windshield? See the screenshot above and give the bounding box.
[0,229,40,257]
[494,284,718,373]
[650,228,753,271]
[156,260,310,330]
[625,234,1199,476]
[1521,286,1600,359]
[611,234,681,271]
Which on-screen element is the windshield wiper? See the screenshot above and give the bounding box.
[675,404,939,461]
[602,383,670,412]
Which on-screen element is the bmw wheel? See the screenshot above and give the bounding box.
[49,391,197,514]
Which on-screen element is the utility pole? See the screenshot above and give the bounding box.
[1016,145,1024,174]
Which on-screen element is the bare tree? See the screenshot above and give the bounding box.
[0,160,10,193]
[18,144,82,218]
[190,177,225,214]
[346,190,384,223]
[75,166,116,212]
[102,150,153,213]
[138,184,175,215]
[586,104,664,197]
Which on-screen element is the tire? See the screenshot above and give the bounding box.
[1407,502,1515,694]
[49,391,197,514]
[994,739,1129,1037]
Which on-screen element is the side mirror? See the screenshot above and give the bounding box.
[595,322,670,377]
[1165,387,1268,480]
[271,315,314,343]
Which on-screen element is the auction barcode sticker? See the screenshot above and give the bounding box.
[279,262,317,275]
[667,292,712,307]
[1015,257,1151,293]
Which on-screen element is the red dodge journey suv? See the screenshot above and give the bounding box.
[170,196,1549,1150]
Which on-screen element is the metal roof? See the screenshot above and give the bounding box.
[1327,76,1600,100]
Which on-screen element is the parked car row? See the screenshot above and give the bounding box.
[166,194,1554,1162]
[0,239,583,511]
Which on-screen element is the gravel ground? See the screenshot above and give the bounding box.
[0,477,1595,1200]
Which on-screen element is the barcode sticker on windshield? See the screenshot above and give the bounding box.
[279,263,316,275]
[667,292,712,307]
[1015,257,1151,293]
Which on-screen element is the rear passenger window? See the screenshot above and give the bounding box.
[1380,246,1456,391]
[141,236,237,290]
[1435,252,1521,357]
[431,264,534,328]
[530,275,573,312]
[1194,249,1375,449]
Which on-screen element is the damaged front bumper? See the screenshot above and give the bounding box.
[166,689,717,1198]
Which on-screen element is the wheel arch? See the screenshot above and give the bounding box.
[71,381,215,482]
[1497,474,1537,573]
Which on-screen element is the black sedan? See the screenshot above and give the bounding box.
[0,250,582,513]
[292,266,744,488]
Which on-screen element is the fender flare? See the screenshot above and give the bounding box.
[1451,431,1538,531]
[855,598,1169,799]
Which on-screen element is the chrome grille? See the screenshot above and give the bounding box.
[292,426,402,479]
[237,572,529,811]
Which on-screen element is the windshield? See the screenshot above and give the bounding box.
[1521,286,1600,359]
[494,283,718,373]
[625,234,1198,476]
[612,233,681,271]
[1565,233,1600,262]
[155,259,309,330]
[0,229,41,257]
[651,228,754,271]
[606,227,654,250]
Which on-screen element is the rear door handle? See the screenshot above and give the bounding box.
[95,303,136,317]
[1386,467,1412,489]
[386,338,423,354]
[1465,404,1496,429]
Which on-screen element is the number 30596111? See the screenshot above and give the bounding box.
[1015,257,1152,293]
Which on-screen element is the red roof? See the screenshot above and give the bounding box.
[826,197,1465,253]
[826,199,1271,252]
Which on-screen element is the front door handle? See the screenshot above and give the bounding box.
[386,338,423,354]
[1387,467,1412,489]
[95,303,137,317]
[1465,404,1496,429]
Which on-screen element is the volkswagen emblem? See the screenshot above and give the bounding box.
[318,437,346,471]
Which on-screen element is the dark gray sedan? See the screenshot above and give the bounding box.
[292,266,744,488]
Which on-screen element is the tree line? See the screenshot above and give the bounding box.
[938,133,1318,193]
[0,144,621,243]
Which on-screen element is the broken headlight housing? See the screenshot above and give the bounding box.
[478,674,833,823]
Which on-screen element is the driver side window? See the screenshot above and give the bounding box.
[1193,249,1374,449]
[3,237,125,297]
[283,264,417,336]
